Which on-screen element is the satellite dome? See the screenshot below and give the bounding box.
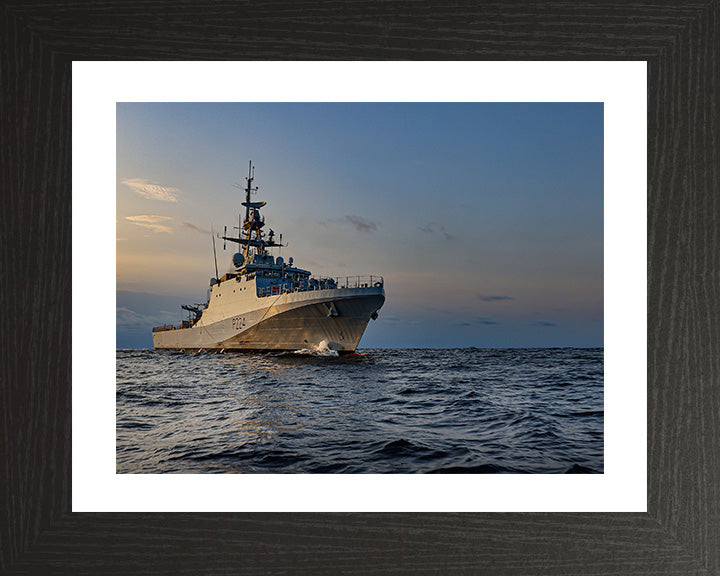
[232,253,245,267]
[276,256,284,266]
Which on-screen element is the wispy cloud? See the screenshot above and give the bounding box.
[116,307,177,332]
[323,215,378,233]
[125,215,171,224]
[181,222,210,235]
[418,223,455,241]
[378,315,421,325]
[454,317,499,327]
[477,295,514,302]
[122,178,181,202]
[125,215,173,234]
[533,320,557,327]
[116,306,150,328]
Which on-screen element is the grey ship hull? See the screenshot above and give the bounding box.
[153,286,384,353]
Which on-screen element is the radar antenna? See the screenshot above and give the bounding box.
[220,161,287,270]
[242,160,259,259]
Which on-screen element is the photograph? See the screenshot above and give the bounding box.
[116,102,604,474]
[3,0,715,571]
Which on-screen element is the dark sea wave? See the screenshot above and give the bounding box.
[116,348,603,474]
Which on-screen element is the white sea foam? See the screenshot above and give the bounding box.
[293,339,340,357]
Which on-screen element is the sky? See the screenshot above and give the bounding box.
[117,102,603,349]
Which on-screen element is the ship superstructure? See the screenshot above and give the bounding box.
[152,161,385,353]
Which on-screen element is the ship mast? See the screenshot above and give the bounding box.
[242,160,257,260]
[220,160,284,272]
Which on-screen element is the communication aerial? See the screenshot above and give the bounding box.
[211,225,219,280]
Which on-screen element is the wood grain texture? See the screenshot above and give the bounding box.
[1,1,718,574]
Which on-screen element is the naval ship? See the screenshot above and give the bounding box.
[152,162,385,353]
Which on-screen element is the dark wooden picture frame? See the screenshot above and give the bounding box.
[2,2,718,574]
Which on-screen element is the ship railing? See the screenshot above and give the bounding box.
[328,275,384,289]
[152,324,176,333]
[257,275,383,298]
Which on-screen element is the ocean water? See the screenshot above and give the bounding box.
[116,348,603,474]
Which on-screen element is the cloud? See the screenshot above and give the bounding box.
[181,222,210,235]
[477,295,514,302]
[116,306,149,328]
[122,178,181,202]
[533,320,558,327]
[125,215,173,234]
[323,215,378,233]
[125,215,171,224]
[418,223,455,241]
[116,306,178,332]
[454,317,499,327]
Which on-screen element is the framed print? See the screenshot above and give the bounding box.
[74,61,642,514]
[2,1,718,573]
